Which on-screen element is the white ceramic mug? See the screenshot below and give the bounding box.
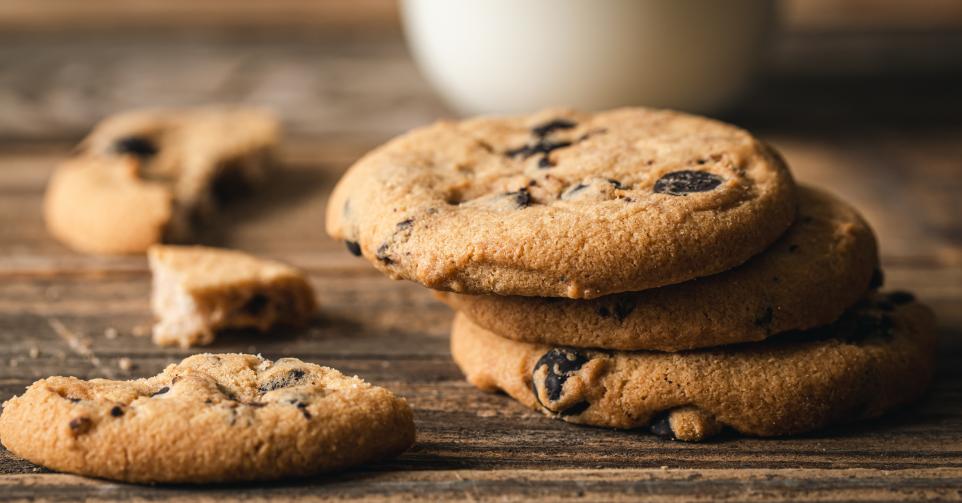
[402,0,775,115]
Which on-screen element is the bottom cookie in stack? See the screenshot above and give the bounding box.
[451,292,935,442]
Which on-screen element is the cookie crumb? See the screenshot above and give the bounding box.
[28,347,40,359]
[104,327,119,339]
[132,325,150,337]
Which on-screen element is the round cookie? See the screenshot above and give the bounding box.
[440,186,879,351]
[451,292,935,441]
[327,107,797,299]
[0,354,415,483]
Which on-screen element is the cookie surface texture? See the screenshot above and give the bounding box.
[441,186,878,351]
[327,107,797,298]
[149,245,316,348]
[450,292,935,441]
[44,106,278,254]
[0,354,415,483]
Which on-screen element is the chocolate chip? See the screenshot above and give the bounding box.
[396,218,414,230]
[259,368,307,393]
[754,306,774,327]
[887,291,915,305]
[150,386,169,397]
[606,179,623,189]
[110,406,124,417]
[113,136,158,158]
[68,417,92,435]
[376,243,393,265]
[506,188,532,208]
[345,240,362,256]
[653,170,723,196]
[297,402,311,420]
[66,397,81,403]
[532,348,589,403]
[559,401,590,417]
[537,156,554,168]
[506,140,572,159]
[870,268,885,289]
[242,294,269,316]
[650,413,675,439]
[532,119,576,137]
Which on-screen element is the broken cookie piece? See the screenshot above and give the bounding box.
[44,106,279,255]
[149,245,316,348]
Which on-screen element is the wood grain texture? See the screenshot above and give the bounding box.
[0,15,961,502]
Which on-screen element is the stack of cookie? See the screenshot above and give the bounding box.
[327,107,936,441]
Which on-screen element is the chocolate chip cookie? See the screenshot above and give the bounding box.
[0,354,415,483]
[451,292,935,441]
[149,245,316,348]
[327,107,797,298]
[44,106,278,254]
[440,186,878,351]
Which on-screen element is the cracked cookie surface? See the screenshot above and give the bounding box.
[440,186,878,351]
[326,107,797,298]
[0,354,415,483]
[450,292,935,441]
[149,245,317,348]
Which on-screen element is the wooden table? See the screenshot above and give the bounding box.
[1,10,961,501]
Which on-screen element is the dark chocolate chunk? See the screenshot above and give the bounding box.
[532,348,590,403]
[110,406,124,417]
[888,291,915,305]
[396,218,414,230]
[559,401,590,417]
[650,413,675,439]
[259,368,307,393]
[68,417,92,435]
[345,240,362,256]
[242,293,269,316]
[506,140,572,159]
[507,188,532,208]
[653,170,723,196]
[532,118,576,137]
[537,156,554,168]
[376,243,394,265]
[113,136,158,158]
[151,386,170,397]
[870,268,885,289]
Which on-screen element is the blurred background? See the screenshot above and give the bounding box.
[1,0,960,141]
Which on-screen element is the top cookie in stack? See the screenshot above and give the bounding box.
[326,107,936,441]
[326,107,796,299]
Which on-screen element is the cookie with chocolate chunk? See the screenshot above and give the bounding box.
[149,245,316,348]
[327,107,796,298]
[451,292,935,441]
[44,106,278,255]
[0,354,415,483]
[440,186,879,351]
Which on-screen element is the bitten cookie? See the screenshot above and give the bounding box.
[327,107,796,298]
[45,106,278,254]
[0,354,415,483]
[440,186,879,351]
[149,245,316,348]
[451,292,935,441]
